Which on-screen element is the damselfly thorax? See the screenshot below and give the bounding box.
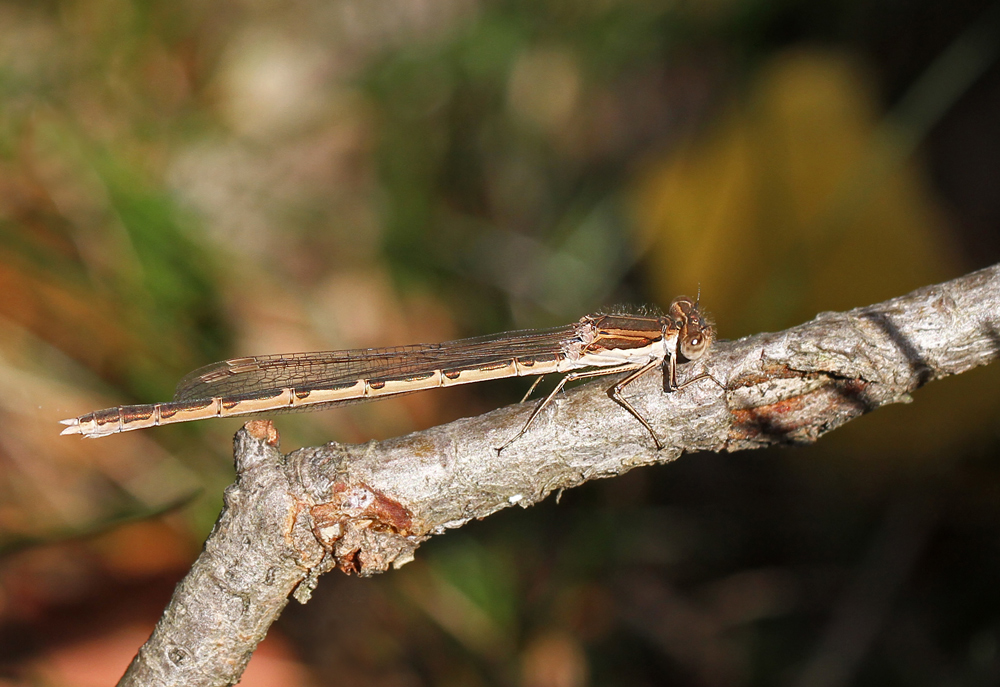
[60,296,721,450]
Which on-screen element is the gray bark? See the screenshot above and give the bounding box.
[118,263,1000,686]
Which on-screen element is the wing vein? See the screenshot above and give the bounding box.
[174,324,582,401]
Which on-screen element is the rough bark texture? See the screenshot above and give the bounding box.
[117,264,1000,687]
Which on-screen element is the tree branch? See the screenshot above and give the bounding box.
[117,263,1000,687]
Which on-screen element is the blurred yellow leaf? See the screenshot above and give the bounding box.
[630,48,999,471]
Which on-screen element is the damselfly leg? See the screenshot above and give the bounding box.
[494,362,654,454]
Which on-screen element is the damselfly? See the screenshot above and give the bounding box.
[60,296,720,450]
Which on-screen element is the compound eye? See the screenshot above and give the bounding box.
[680,335,709,360]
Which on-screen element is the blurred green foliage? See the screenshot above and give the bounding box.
[1,0,999,684]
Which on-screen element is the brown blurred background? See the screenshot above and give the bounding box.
[1,0,999,684]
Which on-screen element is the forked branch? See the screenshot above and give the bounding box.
[118,263,1000,687]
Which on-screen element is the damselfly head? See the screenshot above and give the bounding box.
[669,296,715,361]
